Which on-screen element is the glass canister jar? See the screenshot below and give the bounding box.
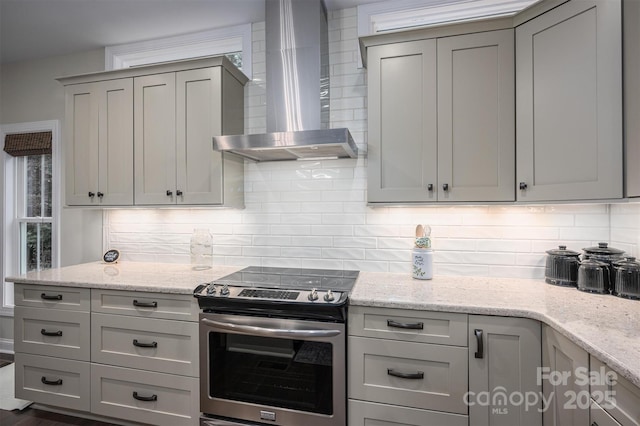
[190,228,213,270]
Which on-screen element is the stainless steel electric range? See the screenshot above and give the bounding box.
[194,266,359,426]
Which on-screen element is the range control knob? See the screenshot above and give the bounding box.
[308,288,319,301]
[206,284,216,295]
[220,285,230,296]
[324,290,335,302]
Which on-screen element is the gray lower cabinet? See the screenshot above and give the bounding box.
[14,284,200,426]
[364,24,514,204]
[590,357,640,426]
[91,364,199,426]
[349,306,470,423]
[515,0,623,201]
[15,353,91,412]
[542,325,590,426]
[591,401,623,426]
[14,284,91,411]
[349,307,545,426]
[468,315,542,426]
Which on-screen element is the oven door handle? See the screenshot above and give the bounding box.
[201,318,342,338]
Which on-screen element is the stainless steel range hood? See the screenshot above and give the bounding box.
[213,0,358,161]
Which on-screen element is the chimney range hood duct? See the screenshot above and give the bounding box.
[213,0,358,161]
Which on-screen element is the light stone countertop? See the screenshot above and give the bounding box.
[7,262,640,388]
[6,261,241,294]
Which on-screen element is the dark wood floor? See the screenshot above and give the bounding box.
[0,353,119,426]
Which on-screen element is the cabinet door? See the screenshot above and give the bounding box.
[65,83,99,206]
[468,315,542,426]
[516,0,622,201]
[134,73,177,205]
[437,29,515,202]
[176,67,223,205]
[97,79,133,205]
[367,39,437,203]
[542,325,590,426]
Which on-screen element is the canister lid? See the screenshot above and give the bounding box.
[582,242,625,256]
[546,245,579,257]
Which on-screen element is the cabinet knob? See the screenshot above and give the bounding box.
[519,182,528,190]
[97,192,104,198]
[442,183,449,192]
[88,191,95,198]
[427,184,433,191]
[166,190,173,197]
[176,190,183,196]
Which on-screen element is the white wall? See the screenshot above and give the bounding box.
[103,9,626,280]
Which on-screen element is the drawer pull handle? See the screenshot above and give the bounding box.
[387,319,424,330]
[474,329,484,359]
[41,376,63,386]
[133,339,158,348]
[591,423,599,426]
[133,300,157,308]
[40,293,62,301]
[133,391,158,402]
[387,368,424,380]
[41,329,63,337]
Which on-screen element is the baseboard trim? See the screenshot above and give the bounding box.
[0,338,13,354]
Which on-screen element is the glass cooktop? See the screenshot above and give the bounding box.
[212,266,360,292]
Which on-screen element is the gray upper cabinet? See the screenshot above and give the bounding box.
[624,0,640,197]
[516,0,623,201]
[367,39,438,203]
[59,57,247,208]
[64,79,134,206]
[437,29,514,202]
[366,26,514,204]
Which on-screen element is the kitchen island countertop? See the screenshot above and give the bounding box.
[7,262,640,388]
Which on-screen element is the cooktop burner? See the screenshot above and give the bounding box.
[193,266,360,321]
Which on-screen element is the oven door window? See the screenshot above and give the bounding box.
[208,332,333,415]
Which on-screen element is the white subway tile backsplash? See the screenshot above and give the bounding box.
[102,9,640,280]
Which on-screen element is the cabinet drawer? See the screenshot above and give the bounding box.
[349,336,468,414]
[14,284,90,311]
[15,353,90,412]
[349,306,468,346]
[91,289,199,321]
[349,400,468,426]
[592,400,623,426]
[591,357,640,426]
[91,363,199,426]
[91,313,198,377]
[14,307,90,361]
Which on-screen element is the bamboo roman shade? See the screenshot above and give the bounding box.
[3,131,52,157]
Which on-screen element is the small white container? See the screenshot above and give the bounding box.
[412,248,433,280]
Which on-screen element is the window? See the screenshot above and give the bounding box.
[105,23,253,79]
[1,121,60,312]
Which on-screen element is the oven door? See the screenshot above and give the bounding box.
[199,312,346,426]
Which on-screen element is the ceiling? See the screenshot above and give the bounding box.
[0,0,387,65]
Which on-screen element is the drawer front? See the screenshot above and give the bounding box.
[349,306,468,346]
[349,336,469,414]
[15,353,90,412]
[591,357,640,426]
[92,313,198,377]
[91,363,199,426]
[14,283,90,311]
[92,289,199,321]
[14,307,90,361]
[349,400,468,426]
[592,400,623,426]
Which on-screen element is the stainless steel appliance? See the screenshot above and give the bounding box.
[194,266,359,426]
